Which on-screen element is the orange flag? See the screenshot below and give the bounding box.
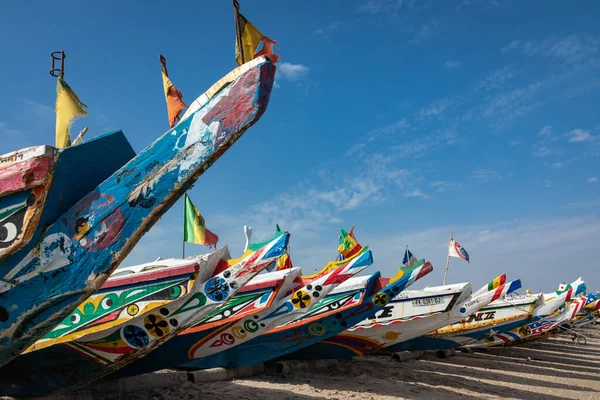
[160,55,188,128]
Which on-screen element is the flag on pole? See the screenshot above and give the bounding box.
[160,55,188,128]
[183,194,218,248]
[276,251,293,270]
[448,238,469,262]
[402,248,418,267]
[233,1,279,66]
[55,77,88,148]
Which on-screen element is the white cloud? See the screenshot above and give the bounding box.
[588,177,598,183]
[533,146,552,158]
[510,140,520,147]
[567,200,600,209]
[443,60,461,69]
[402,189,431,199]
[355,0,412,16]
[501,35,600,66]
[313,22,340,41]
[355,216,600,291]
[419,97,454,119]
[549,162,564,169]
[538,125,553,137]
[544,180,553,188]
[471,168,502,183]
[409,19,440,45]
[567,128,596,143]
[277,63,310,81]
[346,119,409,156]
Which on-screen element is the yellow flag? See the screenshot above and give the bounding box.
[55,77,87,148]
[236,13,266,66]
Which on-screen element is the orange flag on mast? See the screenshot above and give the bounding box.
[160,55,188,128]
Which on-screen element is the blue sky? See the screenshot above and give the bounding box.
[1,0,599,292]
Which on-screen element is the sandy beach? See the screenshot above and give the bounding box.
[82,326,600,400]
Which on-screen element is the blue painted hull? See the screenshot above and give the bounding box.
[108,283,282,378]
[387,317,543,352]
[0,57,275,367]
[182,262,429,369]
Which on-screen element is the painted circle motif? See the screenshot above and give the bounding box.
[127,304,140,316]
[243,319,260,333]
[384,331,399,341]
[123,325,150,348]
[70,313,82,325]
[101,297,114,310]
[308,323,326,337]
[291,290,311,309]
[169,285,182,298]
[144,314,170,337]
[232,326,247,339]
[205,276,231,302]
[519,325,532,337]
[372,292,389,306]
[221,332,235,345]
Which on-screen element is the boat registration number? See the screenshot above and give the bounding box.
[413,297,443,306]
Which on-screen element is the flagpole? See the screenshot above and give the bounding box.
[443,231,453,285]
[233,0,244,63]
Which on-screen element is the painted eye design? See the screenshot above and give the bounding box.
[0,222,18,244]
[0,195,32,248]
[101,297,114,310]
[70,313,81,325]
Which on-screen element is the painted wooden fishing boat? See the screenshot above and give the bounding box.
[213,259,434,367]
[462,279,586,347]
[0,56,276,366]
[291,274,518,359]
[0,132,135,262]
[27,255,232,352]
[394,278,581,351]
[487,294,590,345]
[0,232,290,397]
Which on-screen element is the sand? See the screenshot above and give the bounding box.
[54,326,600,399]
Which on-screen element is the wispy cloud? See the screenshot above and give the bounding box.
[409,19,440,45]
[588,177,598,183]
[355,0,413,16]
[471,168,502,182]
[277,63,310,81]
[533,146,552,158]
[313,22,340,41]
[403,188,431,199]
[501,35,600,67]
[419,97,454,119]
[548,161,564,169]
[443,60,461,69]
[346,119,409,156]
[544,180,553,188]
[567,199,600,209]
[510,140,520,147]
[430,181,460,193]
[566,128,597,143]
[538,125,553,137]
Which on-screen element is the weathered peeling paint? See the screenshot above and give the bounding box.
[0,57,276,367]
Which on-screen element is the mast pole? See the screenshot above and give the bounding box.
[233,0,244,63]
[443,231,453,285]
